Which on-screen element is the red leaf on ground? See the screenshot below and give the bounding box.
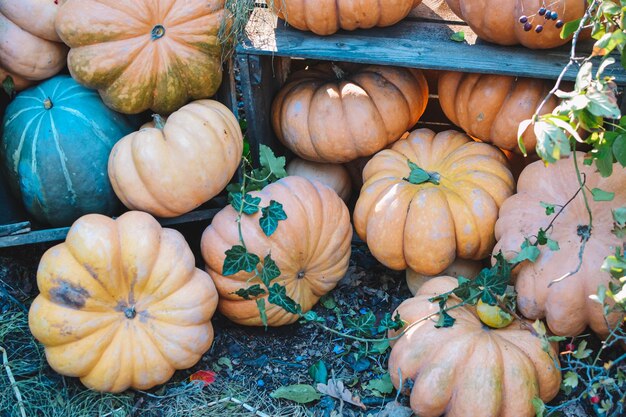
[189,370,216,386]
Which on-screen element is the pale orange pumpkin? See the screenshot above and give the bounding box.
[0,0,67,82]
[494,154,626,337]
[108,100,243,218]
[406,258,483,295]
[272,63,429,163]
[445,0,585,49]
[388,276,561,417]
[438,71,558,153]
[55,0,230,114]
[286,157,352,202]
[201,176,352,326]
[273,0,422,36]
[354,129,515,275]
[0,67,32,91]
[28,211,219,392]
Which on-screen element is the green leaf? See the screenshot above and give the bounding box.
[268,283,301,315]
[1,75,14,97]
[613,134,626,167]
[576,62,593,91]
[302,310,324,322]
[517,119,533,156]
[534,121,571,164]
[586,89,621,119]
[563,371,579,389]
[256,298,268,328]
[532,397,546,417]
[573,340,592,359]
[260,200,288,237]
[320,294,337,310]
[346,311,377,336]
[434,309,455,328]
[259,144,287,179]
[260,254,281,286]
[560,18,581,39]
[229,192,261,215]
[370,340,390,354]
[234,284,266,300]
[378,312,404,332]
[308,360,328,384]
[591,188,615,202]
[223,245,260,275]
[450,31,465,42]
[364,373,394,396]
[510,240,541,264]
[405,161,440,185]
[270,384,321,404]
[546,238,560,251]
[613,207,626,226]
[540,202,556,215]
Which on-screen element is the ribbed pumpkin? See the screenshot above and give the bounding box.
[354,129,515,275]
[108,100,243,218]
[273,0,422,36]
[55,0,230,114]
[1,75,136,226]
[438,71,558,153]
[388,276,561,417]
[272,63,428,163]
[494,155,626,337]
[444,0,585,49]
[406,258,483,295]
[202,176,352,326]
[29,211,219,393]
[286,157,352,202]
[0,0,67,82]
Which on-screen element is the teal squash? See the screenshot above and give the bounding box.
[0,75,136,226]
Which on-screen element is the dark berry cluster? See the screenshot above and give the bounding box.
[518,6,564,34]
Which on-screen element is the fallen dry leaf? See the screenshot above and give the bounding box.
[317,379,366,410]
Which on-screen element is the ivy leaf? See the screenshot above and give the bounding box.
[613,207,626,226]
[510,239,541,264]
[260,200,288,236]
[229,192,261,215]
[540,202,556,215]
[260,254,281,286]
[268,283,301,315]
[378,312,404,333]
[256,298,268,328]
[591,188,615,202]
[223,245,260,276]
[434,309,455,328]
[259,144,287,179]
[270,384,321,404]
[234,284,266,300]
[346,311,377,336]
[1,75,14,97]
[364,373,394,396]
[308,360,328,384]
[547,238,560,251]
[450,31,465,42]
[406,161,440,185]
[302,310,324,323]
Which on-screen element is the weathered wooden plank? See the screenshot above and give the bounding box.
[239,8,626,84]
[0,222,30,237]
[0,208,221,248]
[409,0,464,22]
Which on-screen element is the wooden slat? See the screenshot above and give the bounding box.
[409,0,464,22]
[0,208,221,248]
[239,8,626,84]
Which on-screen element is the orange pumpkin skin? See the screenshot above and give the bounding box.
[272,64,429,163]
[55,0,229,114]
[273,0,422,36]
[494,155,626,337]
[0,0,67,81]
[201,176,352,327]
[388,276,561,417]
[406,258,483,295]
[438,71,558,153]
[354,129,515,275]
[286,158,352,202]
[28,211,219,393]
[108,100,243,218]
[445,0,585,49]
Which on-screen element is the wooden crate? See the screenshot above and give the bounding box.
[0,61,239,248]
[237,0,626,162]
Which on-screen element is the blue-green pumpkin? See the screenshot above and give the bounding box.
[1,75,137,226]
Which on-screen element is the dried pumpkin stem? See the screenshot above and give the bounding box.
[0,346,27,417]
[152,114,166,130]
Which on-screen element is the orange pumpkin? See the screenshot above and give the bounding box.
[388,276,561,417]
[201,176,352,326]
[286,157,352,202]
[406,258,483,295]
[444,0,585,49]
[0,0,67,82]
[494,154,626,337]
[273,0,422,36]
[272,63,428,163]
[438,71,558,153]
[28,211,219,392]
[354,129,515,275]
[108,100,243,218]
[55,0,230,114]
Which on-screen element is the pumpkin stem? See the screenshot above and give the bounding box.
[331,63,346,80]
[152,114,166,130]
[296,271,306,280]
[151,24,166,40]
[43,98,53,110]
[124,306,137,320]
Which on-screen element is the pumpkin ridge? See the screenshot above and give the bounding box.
[55,105,117,148]
[48,115,77,205]
[352,71,402,142]
[6,111,42,173]
[280,178,319,268]
[90,0,151,27]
